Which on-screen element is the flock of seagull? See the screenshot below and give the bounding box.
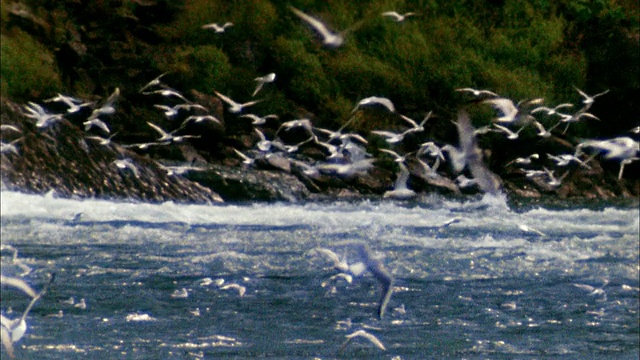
[1,7,639,354]
[2,6,638,203]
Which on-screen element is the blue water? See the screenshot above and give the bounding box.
[1,191,638,359]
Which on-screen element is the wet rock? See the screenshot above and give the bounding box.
[1,98,222,204]
[179,164,311,202]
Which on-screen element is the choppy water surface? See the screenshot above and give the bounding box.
[1,191,638,359]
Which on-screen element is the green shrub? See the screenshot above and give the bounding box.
[170,45,232,92]
[0,30,62,99]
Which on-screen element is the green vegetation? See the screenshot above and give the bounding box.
[0,0,637,136]
[0,29,62,99]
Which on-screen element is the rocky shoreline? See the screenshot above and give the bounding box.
[1,96,638,205]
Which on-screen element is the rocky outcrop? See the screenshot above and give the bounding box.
[0,98,223,204]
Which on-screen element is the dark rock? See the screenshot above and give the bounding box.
[180,164,311,202]
[1,98,222,204]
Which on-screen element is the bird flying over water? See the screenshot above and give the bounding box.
[354,243,394,319]
[453,110,502,195]
[339,329,386,352]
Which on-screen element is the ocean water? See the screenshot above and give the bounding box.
[1,191,638,359]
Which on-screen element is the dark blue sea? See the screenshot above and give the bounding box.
[1,191,638,359]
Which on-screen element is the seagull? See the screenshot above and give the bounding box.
[523,169,546,178]
[309,247,365,275]
[87,87,120,120]
[353,244,394,319]
[139,72,170,92]
[452,110,502,195]
[574,87,610,111]
[74,298,87,309]
[253,128,290,153]
[232,148,255,166]
[252,72,276,97]
[170,288,189,299]
[383,162,416,199]
[371,128,416,144]
[113,158,139,177]
[143,88,190,103]
[492,123,523,140]
[43,93,93,113]
[316,158,375,178]
[553,111,600,133]
[381,11,418,22]
[379,148,413,164]
[219,283,246,297]
[483,97,542,124]
[506,153,539,166]
[530,103,574,116]
[61,297,75,306]
[518,224,547,236]
[0,124,21,133]
[518,224,546,236]
[352,96,395,113]
[0,138,23,155]
[576,136,640,179]
[147,121,200,143]
[573,279,608,301]
[239,113,279,126]
[83,118,111,134]
[321,273,354,288]
[546,153,591,168]
[339,329,386,352]
[417,141,445,171]
[277,118,315,137]
[440,217,463,228]
[23,102,64,128]
[122,141,165,151]
[455,87,499,98]
[180,115,222,128]
[441,144,466,174]
[215,91,262,113]
[314,127,368,145]
[154,103,207,118]
[399,111,432,133]
[0,245,32,276]
[1,274,53,358]
[542,166,569,187]
[202,22,234,33]
[290,6,344,47]
[455,174,477,189]
[532,120,552,138]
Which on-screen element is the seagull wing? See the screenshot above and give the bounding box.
[356,244,394,319]
[290,6,335,42]
[214,91,239,108]
[381,11,402,21]
[146,122,170,140]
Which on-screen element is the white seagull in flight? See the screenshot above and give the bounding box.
[290,6,344,47]
[354,243,394,319]
[202,22,234,33]
[381,11,418,22]
[339,329,386,352]
[352,96,396,113]
[215,91,263,113]
[252,72,276,97]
